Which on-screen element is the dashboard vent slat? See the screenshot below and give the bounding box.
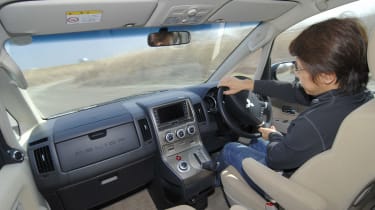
[193,103,206,122]
[138,119,152,141]
[34,146,54,173]
[29,137,48,146]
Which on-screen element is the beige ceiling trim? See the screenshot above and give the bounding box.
[208,0,298,23]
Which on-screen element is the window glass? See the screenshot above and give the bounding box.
[6,111,20,140]
[5,23,258,118]
[225,48,262,79]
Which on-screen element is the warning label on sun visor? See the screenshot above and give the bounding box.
[66,10,102,24]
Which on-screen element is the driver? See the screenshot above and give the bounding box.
[215,18,373,197]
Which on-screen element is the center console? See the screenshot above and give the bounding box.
[149,98,215,209]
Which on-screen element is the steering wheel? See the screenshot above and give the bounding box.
[217,80,272,139]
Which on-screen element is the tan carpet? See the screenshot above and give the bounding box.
[101,187,229,210]
[206,187,229,210]
[101,189,157,210]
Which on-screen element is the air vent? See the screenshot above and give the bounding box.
[138,119,152,141]
[34,146,54,173]
[29,137,48,146]
[193,103,206,122]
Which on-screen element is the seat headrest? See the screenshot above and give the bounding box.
[368,30,375,80]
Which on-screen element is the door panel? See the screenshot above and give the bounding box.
[0,161,49,210]
[0,97,49,210]
[271,98,306,134]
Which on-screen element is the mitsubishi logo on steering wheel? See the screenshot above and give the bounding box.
[246,98,254,108]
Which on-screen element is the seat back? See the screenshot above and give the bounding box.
[289,30,375,209]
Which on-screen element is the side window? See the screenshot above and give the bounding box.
[271,0,375,92]
[6,111,20,140]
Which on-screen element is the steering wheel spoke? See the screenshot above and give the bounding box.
[216,85,272,139]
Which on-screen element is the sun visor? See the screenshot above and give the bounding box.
[208,0,298,22]
[0,0,158,35]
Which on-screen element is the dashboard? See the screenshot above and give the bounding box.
[26,83,230,210]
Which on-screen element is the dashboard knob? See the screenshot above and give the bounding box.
[165,132,175,143]
[178,161,189,171]
[9,149,24,161]
[187,125,196,135]
[176,128,186,139]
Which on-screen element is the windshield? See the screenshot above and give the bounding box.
[6,22,257,118]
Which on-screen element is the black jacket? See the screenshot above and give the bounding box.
[254,80,373,172]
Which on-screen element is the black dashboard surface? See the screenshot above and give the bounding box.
[27,85,218,177]
[26,83,233,209]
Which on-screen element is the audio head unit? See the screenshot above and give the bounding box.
[153,99,193,130]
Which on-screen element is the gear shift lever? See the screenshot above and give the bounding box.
[201,160,218,171]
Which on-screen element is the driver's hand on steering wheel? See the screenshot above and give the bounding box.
[258,126,277,140]
[218,76,255,95]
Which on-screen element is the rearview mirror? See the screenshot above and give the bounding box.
[148,31,190,47]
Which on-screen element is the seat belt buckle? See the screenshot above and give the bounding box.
[265,201,278,210]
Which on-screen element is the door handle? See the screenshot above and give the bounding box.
[282,105,296,114]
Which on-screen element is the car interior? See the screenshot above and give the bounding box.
[0,0,374,210]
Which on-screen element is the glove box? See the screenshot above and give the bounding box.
[55,122,140,172]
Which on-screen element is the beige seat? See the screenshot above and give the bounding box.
[166,205,196,210]
[221,30,375,210]
[167,204,249,210]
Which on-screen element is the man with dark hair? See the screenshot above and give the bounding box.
[216,18,373,196]
[148,29,180,47]
[148,32,174,46]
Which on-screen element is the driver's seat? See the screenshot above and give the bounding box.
[220,30,375,210]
